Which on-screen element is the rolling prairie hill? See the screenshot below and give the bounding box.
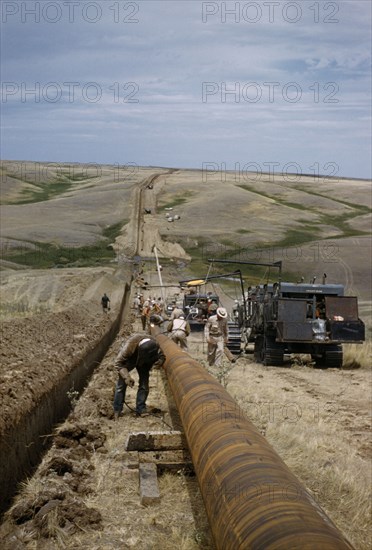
[1,160,371,330]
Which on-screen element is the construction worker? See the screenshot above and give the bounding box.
[101,293,110,313]
[133,295,142,316]
[149,300,161,317]
[140,299,151,330]
[170,302,184,320]
[113,334,165,419]
[167,314,190,350]
[204,307,228,367]
[207,299,218,317]
[146,314,165,336]
[156,297,165,315]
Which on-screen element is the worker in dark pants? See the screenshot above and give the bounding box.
[113,333,165,419]
[101,293,110,313]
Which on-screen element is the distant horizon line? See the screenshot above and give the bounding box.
[1,158,371,182]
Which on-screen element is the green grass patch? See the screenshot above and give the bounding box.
[102,221,127,240]
[1,221,125,269]
[236,184,312,212]
[237,183,371,239]
[183,238,286,285]
[183,230,313,288]
[317,212,371,239]
[182,237,215,278]
[183,254,294,290]
[4,173,100,204]
[62,171,91,182]
[212,261,286,286]
[2,241,115,269]
[267,225,322,249]
[158,191,194,210]
[292,186,372,215]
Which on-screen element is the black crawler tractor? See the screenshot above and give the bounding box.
[209,259,365,368]
[244,280,365,367]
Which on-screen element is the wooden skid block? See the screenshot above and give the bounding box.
[120,450,193,473]
[139,463,160,506]
[121,451,139,469]
[139,449,193,472]
[125,431,187,452]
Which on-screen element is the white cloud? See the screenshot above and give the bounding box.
[0,0,370,178]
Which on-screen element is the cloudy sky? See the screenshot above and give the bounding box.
[1,0,371,179]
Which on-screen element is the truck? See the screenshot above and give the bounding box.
[208,259,365,368]
[182,291,219,331]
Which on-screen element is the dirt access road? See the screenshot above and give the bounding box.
[114,170,190,261]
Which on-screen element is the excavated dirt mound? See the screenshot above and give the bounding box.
[0,304,115,437]
[0,314,216,549]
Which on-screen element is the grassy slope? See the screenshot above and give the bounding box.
[1,165,371,303]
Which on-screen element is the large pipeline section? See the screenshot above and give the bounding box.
[154,331,354,550]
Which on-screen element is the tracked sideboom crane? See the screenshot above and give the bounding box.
[208,259,365,367]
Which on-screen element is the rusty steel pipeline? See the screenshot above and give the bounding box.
[153,331,354,550]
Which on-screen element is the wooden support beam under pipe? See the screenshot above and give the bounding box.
[152,330,354,550]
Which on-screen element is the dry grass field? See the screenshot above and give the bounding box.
[0,161,371,548]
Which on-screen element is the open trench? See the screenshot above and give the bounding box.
[0,282,131,517]
[0,170,184,518]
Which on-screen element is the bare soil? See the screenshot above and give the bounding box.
[0,303,109,436]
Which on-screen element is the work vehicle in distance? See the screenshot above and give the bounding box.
[177,273,245,353]
[183,292,220,331]
[244,279,365,368]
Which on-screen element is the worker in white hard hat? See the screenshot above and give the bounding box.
[204,307,228,367]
